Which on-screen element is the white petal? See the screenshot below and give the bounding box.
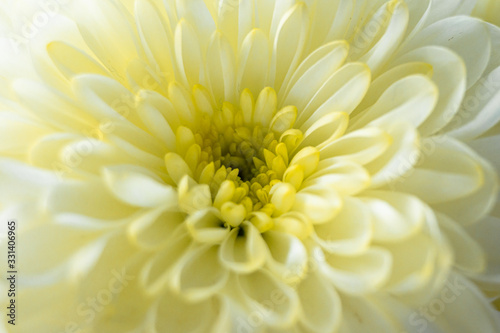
[0,159,58,203]
[47,41,109,79]
[349,75,438,131]
[237,269,300,328]
[103,164,176,208]
[128,207,184,250]
[392,46,466,136]
[320,127,391,165]
[297,272,342,333]
[140,226,191,296]
[364,121,420,187]
[155,290,225,333]
[444,66,500,140]
[15,223,105,277]
[320,247,392,295]
[46,179,137,219]
[360,191,425,242]
[217,0,254,50]
[14,78,96,131]
[390,136,484,204]
[71,74,145,130]
[206,31,236,104]
[237,29,270,97]
[354,61,434,113]
[305,160,371,196]
[437,213,486,273]
[135,0,175,82]
[339,295,397,332]
[382,232,439,294]
[313,197,371,255]
[136,91,177,151]
[171,245,229,301]
[295,111,349,152]
[280,40,349,107]
[219,222,267,273]
[402,16,491,89]
[306,0,354,52]
[293,185,343,224]
[467,216,500,288]
[176,0,215,50]
[296,62,371,130]
[435,146,498,223]
[174,19,203,87]
[0,113,52,155]
[352,1,409,73]
[185,208,229,243]
[70,0,139,75]
[431,273,500,332]
[263,230,308,283]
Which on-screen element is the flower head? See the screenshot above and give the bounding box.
[1,0,500,332]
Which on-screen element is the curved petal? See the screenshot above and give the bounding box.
[47,41,109,80]
[103,164,176,208]
[437,213,486,273]
[360,190,425,242]
[185,208,229,243]
[349,74,438,131]
[206,31,237,104]
[46,179,137,219]
[297,272,342,333]
[296,62,371,129]
[280,40,349,106]
[402,16,491,89]
[392,46,466,136]
[128,207,184,250]
[155,291,226,333]
[431,139,498,225]
[382,232,439,294]
[431,273,500,332]
[263,230,308,283]
[270,3,309,92]
[305,160,371,196]
[338,295,398,333]
[320,127,391,165]
[171,245,229,301]
[237,29,270,97]
[444,66,500,140]
[174,19,203,87]
[140,226,192,296]
[313,196,372,255]
[351,0,409,73]
[219,222,268,273]
[364,121,420,187]
[70,0,139,76]
[135,0,175,82]
[293,185,343,224]
[295,111,349,152]
[320,247,392,295]
[467,216,500,289]
[391,136,485,204]
[237,269,300,328]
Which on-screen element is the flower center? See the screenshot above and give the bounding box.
[164,85,316,233]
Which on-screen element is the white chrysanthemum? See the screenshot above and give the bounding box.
[1,0,500,332]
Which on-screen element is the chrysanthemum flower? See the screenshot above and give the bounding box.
[1,0,500,332]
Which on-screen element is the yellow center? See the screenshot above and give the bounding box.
[164,85,319,235]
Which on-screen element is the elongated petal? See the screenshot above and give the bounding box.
[313,197,372,255]
[103,164,176,207]
[320,247,392,294]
